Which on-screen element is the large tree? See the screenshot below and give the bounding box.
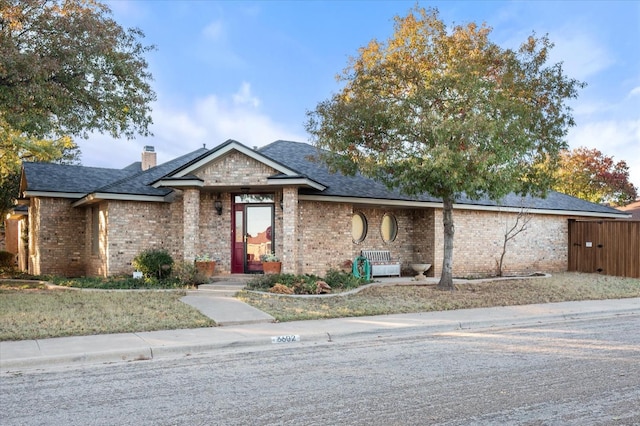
[0,0,156,139]
[553,146,637,206]
[306,7,583,290]
[0,0,155,220]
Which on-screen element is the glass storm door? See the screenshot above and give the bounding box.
[231,195,275,273]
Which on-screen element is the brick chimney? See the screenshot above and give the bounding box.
[141,145,156,170]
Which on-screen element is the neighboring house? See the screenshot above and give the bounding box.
[16,139,628,278]
[618,200,640,220]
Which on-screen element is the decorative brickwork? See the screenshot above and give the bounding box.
[196,151,276,187]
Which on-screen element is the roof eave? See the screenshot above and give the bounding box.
[153,178,205,189]
[266,176,326,191]
[298,194,631,218]
[72,192,171,207]
[23,190,87,199]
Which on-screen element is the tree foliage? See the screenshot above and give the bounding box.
[306,7,583,289]
[553,146,637,206]
[0,116,80,219]
[0,0,156,139]
[0,0,155,221]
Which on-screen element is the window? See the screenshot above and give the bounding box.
[380,213,398,243]
[351,212,368,243]
[91,206,100,255]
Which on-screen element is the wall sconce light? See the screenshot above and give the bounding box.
[214,196,223,215]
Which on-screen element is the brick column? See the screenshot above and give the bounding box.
[281,187,299,274]
[183,189,200,262]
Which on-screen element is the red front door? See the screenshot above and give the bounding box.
[231,196,275,273]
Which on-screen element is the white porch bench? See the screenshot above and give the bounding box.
[361,250,401,278]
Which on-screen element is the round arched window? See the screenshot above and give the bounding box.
[380,213,398,243]
[351,212,368,243]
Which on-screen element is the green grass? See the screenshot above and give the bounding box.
[50,275,193,289]
[0,282,214,341]
[237,272,640,322]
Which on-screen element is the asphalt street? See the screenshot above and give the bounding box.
[2,313,639,425]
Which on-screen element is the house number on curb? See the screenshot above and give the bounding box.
[271,335,300,343]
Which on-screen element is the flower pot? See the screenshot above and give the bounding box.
[262,261,282,274]
[410,263,431,280]
[195,260,216,278]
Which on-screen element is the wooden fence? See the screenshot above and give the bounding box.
[568,220,640,278]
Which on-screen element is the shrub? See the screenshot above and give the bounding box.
[323,269,368,290]
[246,270,368,295]
[132,249,174,279]
[0,251,16,268]
[171,261,208,286]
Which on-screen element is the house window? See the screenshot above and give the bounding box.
[351,212,368,243]
[91,206,99,255]
[380,213,398,243]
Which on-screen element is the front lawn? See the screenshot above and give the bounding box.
[237,272,640,322]
[0,281,214,341]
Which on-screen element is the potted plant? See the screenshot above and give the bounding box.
[194,254,217,278]
[260,252,281,274]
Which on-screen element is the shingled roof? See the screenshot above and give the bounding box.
[21,148,208,199]
[258,140,627,217]
[20,139,627,218]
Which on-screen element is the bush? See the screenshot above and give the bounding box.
[0,251,16,268]
[50,275,188,289]
[132,249,174,279]
[245,270,368,295]
[171,261,208,286]
[323,269,368,290]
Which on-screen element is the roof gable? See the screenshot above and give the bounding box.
[155,139,325,190]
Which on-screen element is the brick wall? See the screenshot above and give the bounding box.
[432,208,570,278]
[297,200,352,275]
[294,203,435,276]
[29,197,86,276]
[105,199,183,276]
[197,151,276,187]
[198,192,231,273]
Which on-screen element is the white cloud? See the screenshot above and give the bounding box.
[232,82,261,107]
[567,119,640,188]
[547,27,613,81]
[629,86,640,97]
[76,83,306,169]
[202,19,225,41]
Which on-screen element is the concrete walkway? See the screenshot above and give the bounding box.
[181,281,274,326]
[2,280,639,371]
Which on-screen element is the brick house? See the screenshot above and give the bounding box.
[16,139,628,278]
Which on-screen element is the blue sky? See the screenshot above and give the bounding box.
[81,0,640,188]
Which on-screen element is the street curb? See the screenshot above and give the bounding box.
[1,347,154,370]
[4,303,637,371]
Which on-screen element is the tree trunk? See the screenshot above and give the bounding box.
[437,195,455,291]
